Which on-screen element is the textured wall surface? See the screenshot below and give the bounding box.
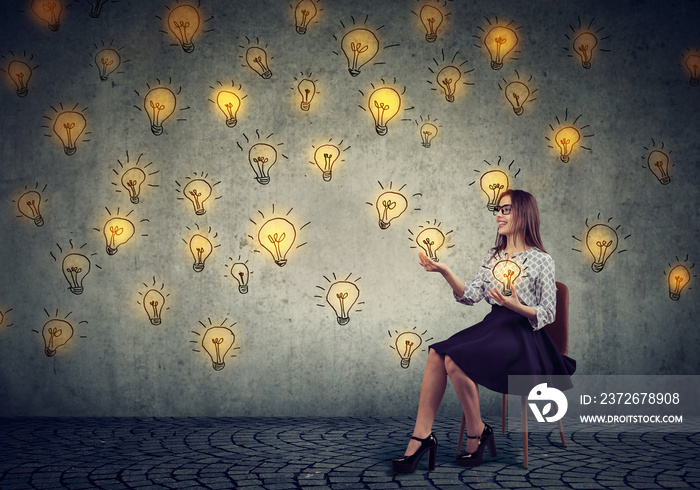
[0,0,699,417]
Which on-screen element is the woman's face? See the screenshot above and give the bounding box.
[496,195,513,237]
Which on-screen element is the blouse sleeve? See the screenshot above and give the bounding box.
[529,253,556,331]
[453,250,493,306]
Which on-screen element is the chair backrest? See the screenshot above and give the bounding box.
[543,282,569,356]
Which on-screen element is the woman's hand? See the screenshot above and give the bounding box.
[418,251,445,273]
[487,285,522,310]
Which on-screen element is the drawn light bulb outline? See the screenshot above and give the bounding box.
[52,110,87,156]
[294,0,317,34]
[183,178,212,215]
[367,86,401,136]
[42,319,73,357]
[143,289,165,325]
[376,191,408,230]
[684,52,700,86]
[484,25,518,70]
[120,167,147,204]
[546,111,593,163]
[479,170,509,212]
[668,265,690,301]
[230,262,250,294]
[491,253,522,296]
[504,81,529,115]
[573,32,598,69]
[326,281,360,326]
[31,0,63,31]
[103,216,135,255]
[585,224,618,273]
[201,325,236,371]
[143,86,176,136]
[249,143,278,185]
[416,227,445,262]
[298,78,317,111]
[17,190,44,226]
[389,327,431,369]
[555,126,581,163]
[167,4,201,53]
[62,253,90,295]
[420,122,438,148]
[341,28,380,77]
[88,0,110,18]
[312,144,340,182]
[189,234,213,272]
[647,150,671,185]
[94,48,121,81]
[436,65,461,102]
[216,90,241,127]
[564,18,610,69]
[418,4,444,43]
[112,151,159,204]
[258,217,296,267]
[7,60,33,97]
[245,46,272,79]
[0,308,14,330]
[427,52,474,103]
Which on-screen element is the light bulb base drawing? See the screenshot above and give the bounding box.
[151,124,164,136]
[445,94,455,103]
[400,358,411,369]
[150,318,162,326]
[336,316,350,326]
[193,263,205,273]
[669,292,681,301]
[48,22,60,32]
[33,215,44,227]
[296,26,307,35]
[582,61,591,69]
[425,33,437,43]
[212,361,225,371]
[591,262,604,273]
[130,196,140,205]
[17,87,28,97]
[491,60,503,70]
[513,106,524,116]
[560,155,570,163]
[226,117,238,128]
[259,70,272,79]
[106,245,118,256]
[195,208,206,216]
[256,176,271,185]
[238,285,249,294]
[422,141,432,149]
[274,259,288,267]
[323,171,332,182]
[691,77,699,87]
[68,286,84,295]
[375,124,388,136]
[300,101,311,111]
[44,347,56,357]
[657,176,671,185]
[486,203,497,212]
[64,146,77,156]
[181,43,195,54]
[379,220,391,230]
[502,288,512,297]
[348,68,360,77]
[89,11,100,19]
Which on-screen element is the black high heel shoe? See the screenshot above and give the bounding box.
[456,423,497,467]
[392,433,438,473]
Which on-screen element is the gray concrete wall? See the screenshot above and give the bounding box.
[0,0,698,417]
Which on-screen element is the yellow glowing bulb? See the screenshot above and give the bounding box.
[436,65,461,102]
[504,81,530,115]
[62,253,90,295]
[183,179,212,215]
[668,265,691,301]
[17,190,44,226]
[121,167,146,204]
[555,126,581,163]
[395,331,422,368]
[249,143,278,185]
[298,79,317,111]
[202,326,235,371]
[103,217,135,255]
[230,262,250,294]
[479,170,509,211]
[419,5,443,43]
[246,47,272,79]
[341,28,379,77]
[143,289,165,325]
[42,319,73,357]
[168,4,200,53]
[685,54,700,86]
[368,87,401,136]
[53,111,86,156]
[143,87,176,136]
[326,281,360,325]
[189,234,213,272]
[313,144,340,181]
[7,60,32,97]
[485,26,518,70]
[420,123,438,148]
[294,0,317,34]
[375,191,408,229]
[31,0,62,31]
[647,150,670,185]
[492,254,521,296]
[416,228,445,262]
[258,218,296,267]
[216,91,241,128]
[94,48,121,81]
[585,224,618,273]
[573,32,598,69]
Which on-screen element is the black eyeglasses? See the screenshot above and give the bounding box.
[492,205,513,216]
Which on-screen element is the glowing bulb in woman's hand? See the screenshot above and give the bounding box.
[416,228,445,262]
[492,254,521,296]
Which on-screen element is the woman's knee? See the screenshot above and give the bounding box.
[444,355,458,376]
[427,348,446,369]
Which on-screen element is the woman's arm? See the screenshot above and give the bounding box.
[418,251,466,297]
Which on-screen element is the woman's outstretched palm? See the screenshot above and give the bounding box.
[419,251,444,273]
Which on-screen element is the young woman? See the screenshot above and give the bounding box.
[392,189,576,472]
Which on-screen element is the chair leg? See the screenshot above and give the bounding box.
[502,394,507,435]
[457,412,466,455]
[558,419,566,447]
[520,396,528,469]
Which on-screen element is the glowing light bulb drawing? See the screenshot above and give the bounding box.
[573,32,598,69]
[395,331,422,368]
[17,190,44,226]
[313,144,340,181]
[103,217,135,255]
[168,4,200,53]
[31,0,62,31]
[121,167,146,204]
[647,150,671,185]
[143,289,165,325]
[420,123,438,148]
[42,319,73,357]
[7,60,32,97]
[94,48,121,81]
[376,191,408,229]
[668,265,690,301]
[62,253,90,295]
[436,65,461,102]
[230,262,249,294]
[298,79,316,111]
[143,87,176,136]
[216,91,240,128]
[368,87,401,136]
[88,0,109,18]
[326,281,360,325]
[294,0,317,34]
[183,179,212,215]
[585,224,618,273]
[249,143,278,185]
[258,218,296,267]
[555,126,581,163]
[505,81,530,115]
[492,254,521,296]
[341,28,379,77]
[202,326,235,371]
[485,26,518,70]
[246,47,272,79]
[479,170,509,211]
[189,234,213,272]
[419,5,443,43]
[416,228,445,262]
[685,54,700,86]
[53,111,86,156]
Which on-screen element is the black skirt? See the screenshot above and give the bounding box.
[429,305,576,395]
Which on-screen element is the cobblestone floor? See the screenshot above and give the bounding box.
[0,417,698,489]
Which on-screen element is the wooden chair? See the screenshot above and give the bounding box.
[456,282,569,468]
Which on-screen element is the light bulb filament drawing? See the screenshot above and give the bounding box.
[336,292,348,319]
[492,254,521,296]
[143,288,165,325]
[245,47,272,79]
[647,150,671,185]
[248,143,278,185]
[100,57,113,79]
[183,179,212,215]
[103,217,135,256]
[168,5,200,53]
[19,191,44,226]
[32,0,62,31]
[326,280,360,325]
[351,43,369,73]
[422,238,435,258]
[375,191,408,229]
[341,28,379,77]
[420,123,438,148]
[395,331,423,368]
[109,226,123,248]
[189,234,213,272]
[298,79,316,111]
[47,327,61,351]
[685,54,700,86]
[201,326,235,371]
[585,223,618,273]
[61,253,90,295]
[381,200,396,226]
[668,264,691,301]
[267,233,286,264]
[573,32,598,69]
[294,0,317,34]
[230,262,250,294]
[595,240,613,264]
[374,100,390,126]
[42,319,73,357]
[8,61,32,97]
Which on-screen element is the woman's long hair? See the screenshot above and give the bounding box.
[492,189,546,257]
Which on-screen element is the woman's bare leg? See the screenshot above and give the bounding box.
[445,355,485,453]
